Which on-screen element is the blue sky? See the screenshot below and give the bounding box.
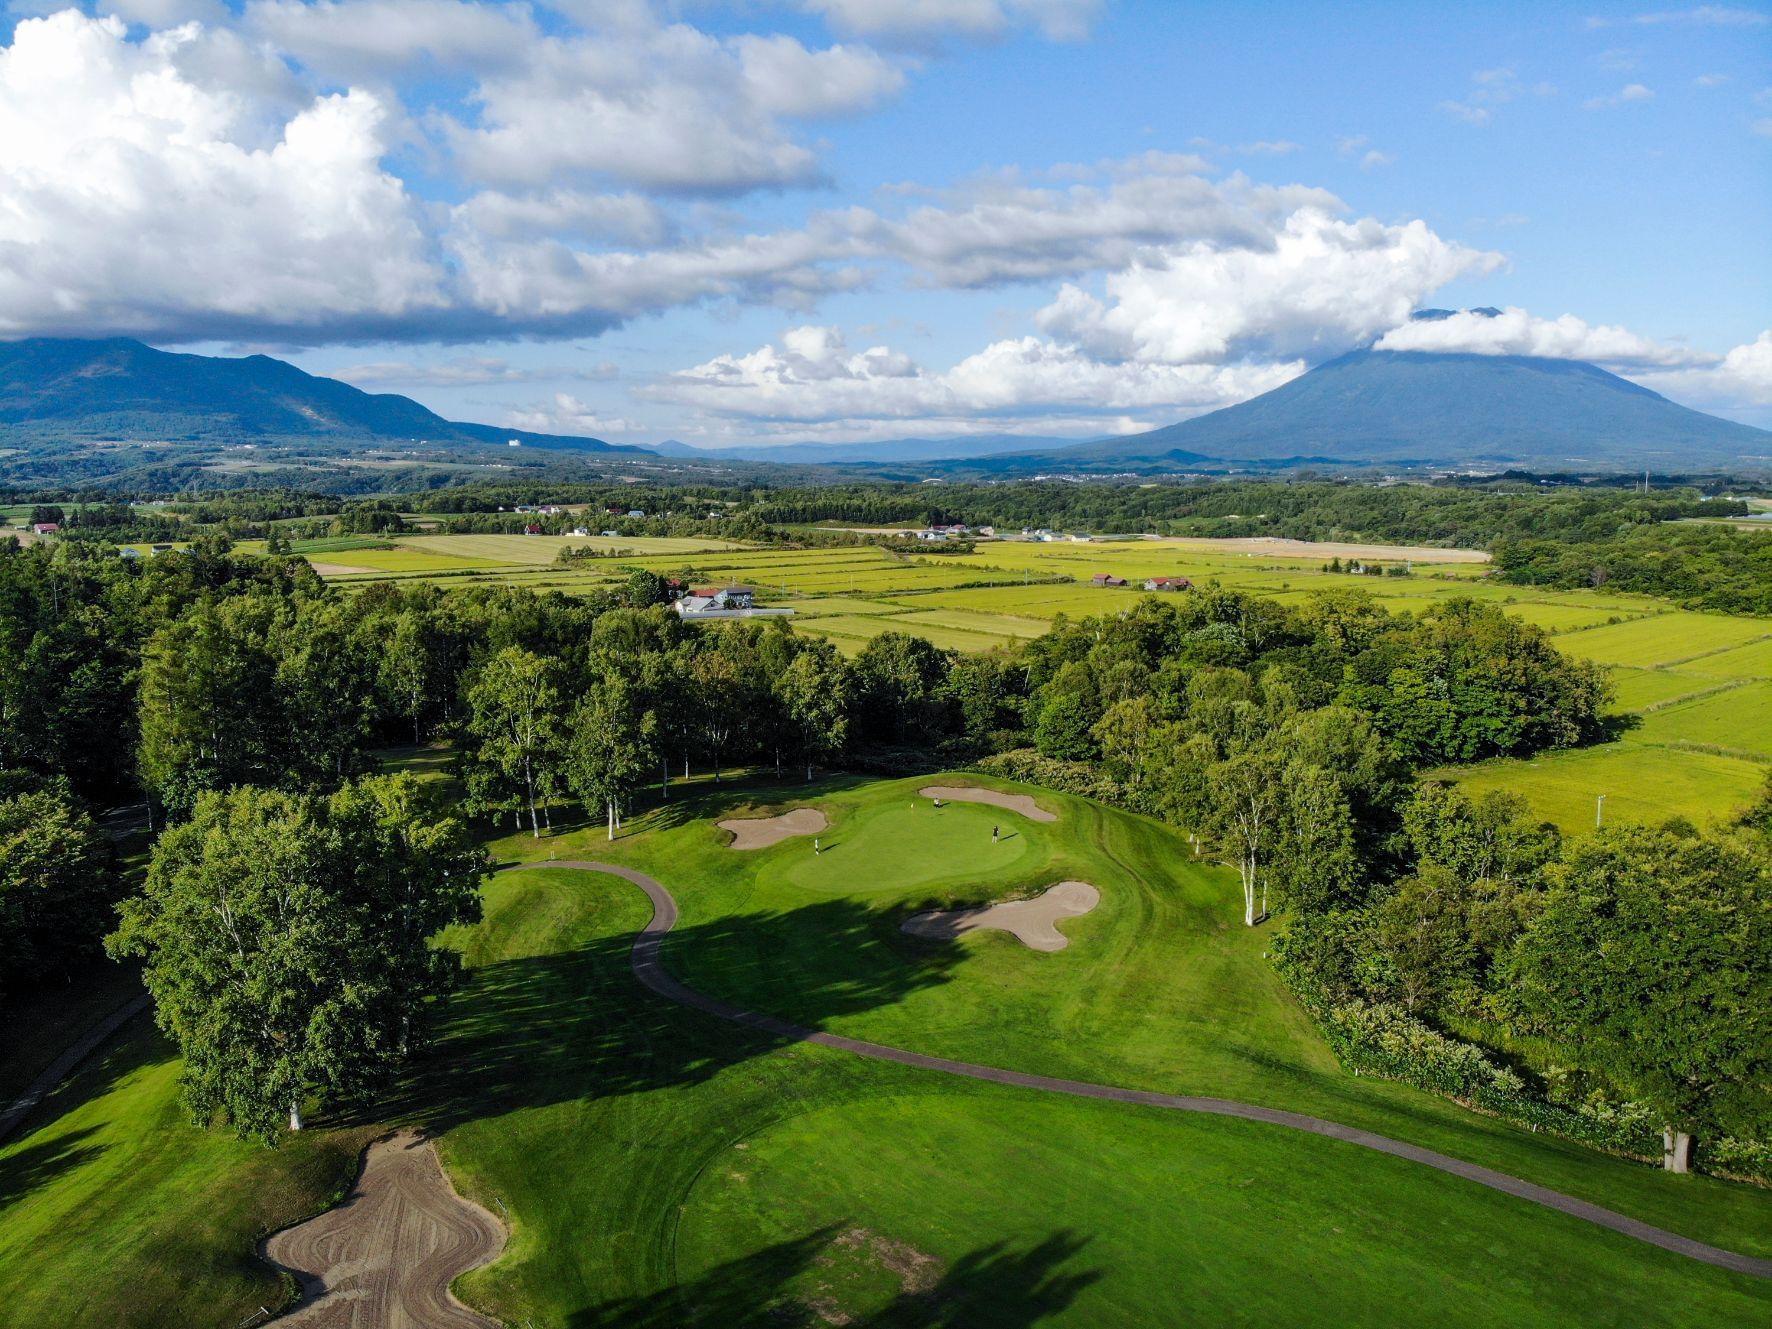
[2,0,1768,442]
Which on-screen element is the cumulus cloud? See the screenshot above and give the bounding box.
[442,25,902,193]
[244,0,540,78]
[802,0,1102,43]
[0,12,444,340]
[1037,209,1503,365]
[857,160,1341,288]
[641,324,1302,437]
[1375,307,1713,369]
[1633,331,1772,412]
[506,393,643,436]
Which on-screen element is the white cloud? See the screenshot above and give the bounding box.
[1376,307,1712,369]
[1334,134,1392,168]
[857,159,1342,288]
[1439,66,1556,125]
[1634,330,1772,409]
[506,393,643,436]
[733,34,904,117]
[244,0,539,78]
[1037,208,1503,365]
[1584,83,1655,109]
[443,24,899,192]
[0,12,444,340]
[449,189,670,245]
[334,355,618,387]
[641,324,1302,437]
[1589,6,1770,26]
[802,0,1102,43]
[1695,72,1731,86]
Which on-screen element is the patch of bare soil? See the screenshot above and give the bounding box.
[717,807,829,849]
[901,880,1100,952]
[306,561,380,576]
[919,785,1057,823]
[262,1129,504,1328]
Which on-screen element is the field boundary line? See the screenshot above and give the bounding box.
[493,860,1772,1281]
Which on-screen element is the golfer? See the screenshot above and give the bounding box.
[991,825,999,844]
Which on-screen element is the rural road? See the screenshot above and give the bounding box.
[513,860,1772,1281]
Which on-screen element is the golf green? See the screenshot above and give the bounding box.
[768,799,1048,895]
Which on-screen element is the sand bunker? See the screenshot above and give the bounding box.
[718,807,829,849]
[262,1130,504,1329]
[902,880,1099,952]
[920,785,1057,823]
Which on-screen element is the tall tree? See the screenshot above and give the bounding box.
[1208,748,1285,926]
[108,777,485,1142]
[0,783,112,1000]
[566,675,657,839]
[464,646,563,837]
[1508,824,1772,1172]
[776,641,850,780]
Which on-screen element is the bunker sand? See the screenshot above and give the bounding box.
[920,785,1056,822]
[262,1129,504,1328]
[718,807,829,849]
[902,880,1100,951]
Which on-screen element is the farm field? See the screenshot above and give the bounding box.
[1443,609,1772,830]
[8,774,1769,1327]
[300,531,1771,832]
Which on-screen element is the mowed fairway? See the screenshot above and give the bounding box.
[5,774,1771,1326]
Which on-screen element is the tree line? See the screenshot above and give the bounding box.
[3,529,1764,1165]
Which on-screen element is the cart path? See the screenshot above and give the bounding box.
[261,1129,504,1328]
[503,859,1772,1280]
[0,991,152,1146]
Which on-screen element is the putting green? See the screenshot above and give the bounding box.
[767,800,1046,896]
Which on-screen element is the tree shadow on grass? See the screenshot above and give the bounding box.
[0,1124,105,1209]
[566,1226,1098,1328]
[382,895,968,1135]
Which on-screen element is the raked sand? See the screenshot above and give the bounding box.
[901,880,1100,952]
[718,807,829,849]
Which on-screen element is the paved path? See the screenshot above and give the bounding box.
[507,860,1772,1280]
[0,992,151,1146]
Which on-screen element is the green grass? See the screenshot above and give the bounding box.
[1443,743,1768,831]
[8,776,1772,1326]
[681,1092,1771,1328]
[0,959,143,1106]
[1606,666,1730,713]
[1553,614,1772,669]
[0,1017,373,1327]
[1634,681,1772,759]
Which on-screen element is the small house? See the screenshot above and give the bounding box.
[30,522,58,535]
[1091,574,1127,587]
[1144,576,1192,592]
[524,523,544,535]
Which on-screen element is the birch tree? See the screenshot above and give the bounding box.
[107,777,485,1143]
[1207,749,1283,926]
[566,674,657,839]
[465,646,563,836]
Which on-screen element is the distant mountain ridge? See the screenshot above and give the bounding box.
[1055,349,1772,468]
[0,338,633,453]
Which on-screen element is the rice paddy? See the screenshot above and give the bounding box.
[289,531,1771,831]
